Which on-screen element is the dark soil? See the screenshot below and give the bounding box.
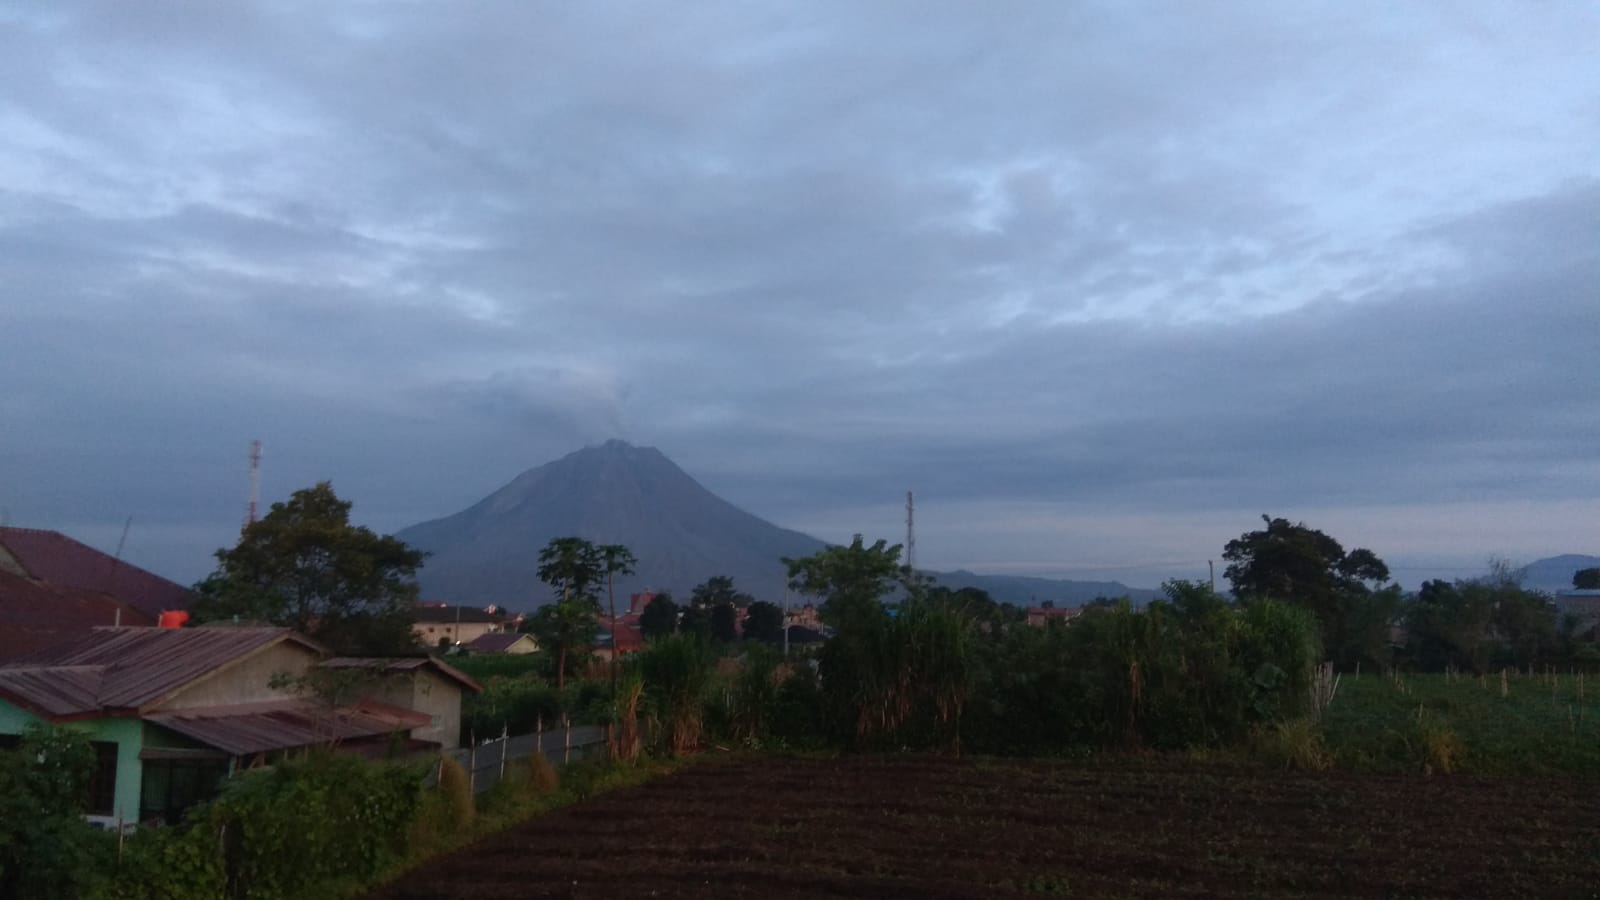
[364,755,1600,899]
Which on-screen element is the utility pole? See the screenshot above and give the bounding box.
[1208,559,1215,594]
[905,491,916,572]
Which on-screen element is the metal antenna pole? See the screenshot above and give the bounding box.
[905,491,916,572]
[245,440,262,529]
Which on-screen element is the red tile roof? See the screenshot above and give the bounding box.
[0,627,323,717]
[0,527,191,617]
[0,569,156,661]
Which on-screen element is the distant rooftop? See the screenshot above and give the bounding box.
[0,526,191,617]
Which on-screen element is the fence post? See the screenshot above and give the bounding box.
[468,741,477,795]
[498,723,509,782]
[563,713,572,765]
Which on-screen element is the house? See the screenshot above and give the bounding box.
[594,620,644,661]
[0,626,480,827]
[0,568,156,661]
[1555,590,1600,640]
[412,603,510,648]
[318,657,482,748]
[460,632,539,655]
[1025,606,1085,628]
[0,527,189,661]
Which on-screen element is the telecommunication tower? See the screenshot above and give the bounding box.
[245,440,262,528]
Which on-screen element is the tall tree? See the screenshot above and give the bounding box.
[529,537,604,688]
[784,535,910,632]
[638,592,679,640]
[596,543,637,695]
[710,602,739,643]
[742,600,785,643]
[1574,568,1600,590]
[191,482,424,655]
[690,575,754,609]
[1222,515,1390,658]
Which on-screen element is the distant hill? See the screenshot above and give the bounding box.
[396,441,1154,610]
[1520,554,1600,593]
[933,570,1157,607]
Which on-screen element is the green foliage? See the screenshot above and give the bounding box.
[634,634,716,755]
[1222,515,1390,658]
[819,600,974,750]
[435,756,475,830]
[690,575,754,609]
[1575,567,1600,590]
[1251,717,1332,771]
[529,536,612,688]
[461,674,563,738]
[91,821,223,900]
[450,652,549,682]
[191,482,424,655]
[727,645,783,744]
[784,535,910,631]
[1322,672,1600,775]
[638,593,679,639]
[963,595,1322,756]
[742,600,784,643]
[709,601,738,643]
[0,725,112,900]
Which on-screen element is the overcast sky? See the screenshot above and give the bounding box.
[2,2,1596,591]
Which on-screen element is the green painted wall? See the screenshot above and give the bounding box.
[0,700,145,825]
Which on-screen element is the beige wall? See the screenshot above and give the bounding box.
[413,621,502,648]
[365,669,463,749]
[156,642,317,711]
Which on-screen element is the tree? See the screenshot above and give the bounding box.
[639,592,679,640]
[1222,515,1391,660]
[0,725,108,900]
[710,602,739,643]
[783,535,911,631]
[595,543,637,696]
[678,604,712,640]
[690,575,754,609]
[191,482,424,655]
[1574,568,1600,590]
[743,600,785,643]
[528,537,605,688]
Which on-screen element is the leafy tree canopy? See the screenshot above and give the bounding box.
[527,536,608,688]
[639,592,679,640]
[743,600,785,643]
[710,601,739,643]
[690,574,754,609]
[784,535,910,631]
[191,482,423,655]
[1574,567,1600,590]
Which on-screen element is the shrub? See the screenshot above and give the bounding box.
[1252,717,1332,771]
[1417,717,1464,774]
[435,755,475,830]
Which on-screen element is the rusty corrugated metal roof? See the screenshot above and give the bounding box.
[0,569,157,662]
[0,627,322,716]
[0,665,108,718]
[0,527,191,617]
[147,699,431,756]
[320,655,482,693]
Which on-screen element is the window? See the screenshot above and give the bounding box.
[88,741,119,816]
[139,758,228,825]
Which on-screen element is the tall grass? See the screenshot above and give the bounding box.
[634,635,716,756]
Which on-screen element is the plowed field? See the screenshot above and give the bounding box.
[366,755,1600,899]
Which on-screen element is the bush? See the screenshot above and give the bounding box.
[1251,717,1332,771]
[435,756,475,830]
[0,725,116,900]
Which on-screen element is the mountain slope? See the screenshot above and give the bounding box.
[1521,554,1600,593]
[397,440,1157,610]
[397,441,826,607]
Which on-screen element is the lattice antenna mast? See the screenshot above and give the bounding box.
[905,490,916,572]
[245,440,262,529]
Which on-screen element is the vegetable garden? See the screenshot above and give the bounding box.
[364,754,1600,899]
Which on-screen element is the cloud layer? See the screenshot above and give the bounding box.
[2,2,1596,588]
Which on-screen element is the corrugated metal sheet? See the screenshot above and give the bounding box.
[147,699,431,756]
[0,569,156,662]
[0,527,190,617]
[0,665,107,718]
[321,656,482,693]
[0,627,320,715]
